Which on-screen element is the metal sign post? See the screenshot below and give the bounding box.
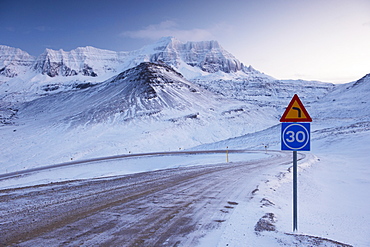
[293,150,298,231]
[280,94,312,232]
[226,146,229,163]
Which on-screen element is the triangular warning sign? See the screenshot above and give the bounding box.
[280,94,312,122]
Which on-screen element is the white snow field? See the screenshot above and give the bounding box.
[196,126,370,247]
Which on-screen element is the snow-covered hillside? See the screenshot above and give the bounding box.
[313,73,370,121]
[193,73,370,151]
[18,62,266,126]
[0,61,280,169]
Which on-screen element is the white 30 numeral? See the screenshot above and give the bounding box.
[286,131,305,143]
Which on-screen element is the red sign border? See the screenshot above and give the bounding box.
[280,94,312,122]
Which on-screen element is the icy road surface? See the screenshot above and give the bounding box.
[1,151,299,246]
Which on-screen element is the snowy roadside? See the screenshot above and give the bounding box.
[196,130,370,246]
[0,152,267,189]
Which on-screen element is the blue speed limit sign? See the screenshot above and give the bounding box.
[281,123,310,151]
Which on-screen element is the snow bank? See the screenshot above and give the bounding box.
[196,127,370,246]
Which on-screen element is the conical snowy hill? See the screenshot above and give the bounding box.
[18,62,275,129]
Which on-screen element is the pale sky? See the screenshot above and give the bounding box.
[1,0,369,83]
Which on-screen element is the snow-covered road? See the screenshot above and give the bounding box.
[1,151,296,246]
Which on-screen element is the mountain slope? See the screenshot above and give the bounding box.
[194,73,370,151]
[311,73,370,121]
[0,62,279,167]
[17,61,278,130]
[193,77,334,107]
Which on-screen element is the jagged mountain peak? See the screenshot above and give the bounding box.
[0,45,35,77]
[142,37,244,74]
[32,46,124,77]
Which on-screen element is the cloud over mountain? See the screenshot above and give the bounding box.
[121,20,215,41]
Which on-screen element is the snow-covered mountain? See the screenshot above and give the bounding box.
[0,45,35,77]
[19,62,235,125]
[31,46,137,78]
[1,37,262,80]
[17,61,277,131]
[0,37,273,102]
[0,61,280,166]
[145,37,250,73]
[0,37,337,120]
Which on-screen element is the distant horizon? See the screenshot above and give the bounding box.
[1,0,369,84]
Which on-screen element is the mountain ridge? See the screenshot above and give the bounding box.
[0,37,278,105]
[0,37,262,80]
